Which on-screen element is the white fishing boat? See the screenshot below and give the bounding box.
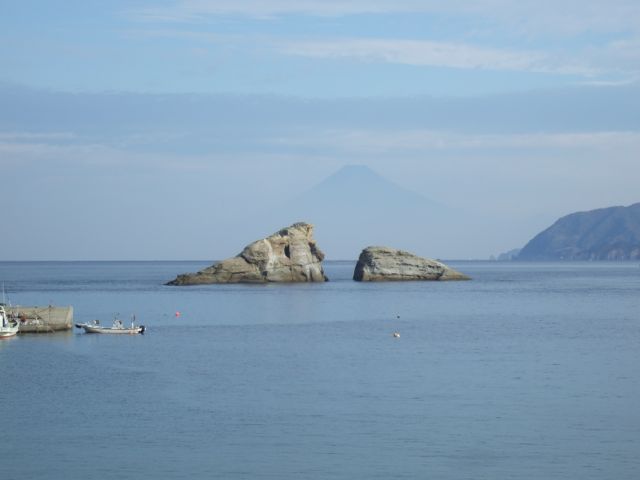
[0,303,19,338]
[75,316,145,335]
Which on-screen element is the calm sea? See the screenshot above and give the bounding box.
[1,261,639,479]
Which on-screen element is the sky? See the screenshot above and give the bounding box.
[1,0,639,260]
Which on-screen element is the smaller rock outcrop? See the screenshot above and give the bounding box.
[353,246,470,281]
[167,222,328,285]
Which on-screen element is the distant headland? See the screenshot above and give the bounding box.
[516,202,640,261]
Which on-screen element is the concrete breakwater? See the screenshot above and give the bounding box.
[7,305,74,333]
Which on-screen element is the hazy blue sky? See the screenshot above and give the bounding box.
[2,1,639,260]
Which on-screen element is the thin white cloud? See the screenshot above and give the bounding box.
[125,1,640,80]
[128,28,601,76]
[482,1,640,37]
[272,129,640,154]
[0,132,76,141]
[278,38,595,75]
[0,139,205,171]
[589,38,640,72]
[130,0,443,21]
[129,0,640,36]
[0,136,333,171]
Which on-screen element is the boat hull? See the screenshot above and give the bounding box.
[76,323,145,335]
[0,304,19,337]
[0,325,19,338]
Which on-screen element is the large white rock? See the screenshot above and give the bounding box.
[167,222,328,285]
[353,246,470,281]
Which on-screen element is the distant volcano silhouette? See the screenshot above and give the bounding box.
[300,165,442,210]
[273,165,464,259]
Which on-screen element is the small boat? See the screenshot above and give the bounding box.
[75,316,145,335]
[0,303,20,338]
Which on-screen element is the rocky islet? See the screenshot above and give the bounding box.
[167,222,328,285]
[167,223,470,284]
[353,246,470,281]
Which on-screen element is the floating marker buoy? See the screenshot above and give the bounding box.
[175,311,181,317]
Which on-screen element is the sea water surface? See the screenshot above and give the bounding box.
[1,261,639,479]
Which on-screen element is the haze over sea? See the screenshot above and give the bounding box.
[2,260,639,479]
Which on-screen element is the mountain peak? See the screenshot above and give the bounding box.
[265,164,464,259]
[332,164,379,176]
[321,164,387,187]
[312,165,434,205]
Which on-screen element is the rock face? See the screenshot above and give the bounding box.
[353,246,470,281]
[167,223,328,285]
[518,203,640,260]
